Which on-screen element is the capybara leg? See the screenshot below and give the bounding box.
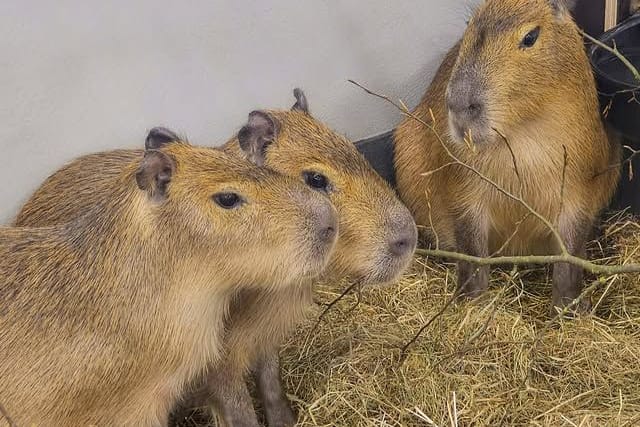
[455,219,489,298]
[254,351,296,427]
[169,377,209,425]
[551,216,591,315]
[457,259,490,298]
[206,362,259,427]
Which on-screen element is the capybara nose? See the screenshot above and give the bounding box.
[388,214,418,258]
[314,201,338,245]
[446,91,484,120]
[319,222,337,244]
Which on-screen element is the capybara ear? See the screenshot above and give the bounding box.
[237,111,279,166]
[145,127,182,150]
[135,150,176,200]
[549,0,577,15]
[291,88,310,114]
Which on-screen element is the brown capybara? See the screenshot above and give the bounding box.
[3,130,337,426]
[16,90,418,427]
[394,0,621,312]
[182,90,417,427]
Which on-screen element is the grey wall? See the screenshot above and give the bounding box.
[0,0,477,223]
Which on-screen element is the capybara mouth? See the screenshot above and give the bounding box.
[448,110,493,146]
[355,254,415,287]
[302,245,336,278]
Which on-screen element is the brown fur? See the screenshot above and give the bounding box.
[4,140,337,426]
[16,94,417,427]
[394,0,620,308]
[195,106,417,427]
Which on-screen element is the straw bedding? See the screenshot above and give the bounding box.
[178,213,640,426]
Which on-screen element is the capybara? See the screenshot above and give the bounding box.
[3,130,337,426]
[394,0,620,310]
[16,91,417,427]
[191,90,417,426]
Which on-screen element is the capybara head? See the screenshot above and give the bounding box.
[446,0,583,144]
[225,90,417,286]
[135,128,338,287]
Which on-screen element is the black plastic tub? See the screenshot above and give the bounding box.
[590,13,640,214]
[591,13,640,141]
[354,130,396,187]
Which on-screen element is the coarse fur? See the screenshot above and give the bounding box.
[15,91,417,427]
[5,138,337,426]
[393,0,620,309]
[194,99,417,427]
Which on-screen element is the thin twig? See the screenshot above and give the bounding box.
[493,127,523,196]
[310,280,361,335]
[581,30,640,83]
[557,145,568,226]
[399,291,459,363]
[491,213,532,257]
[593,145,640,178]
[416,248,640,275]
[421,161,458,177]
[399,267,484,362]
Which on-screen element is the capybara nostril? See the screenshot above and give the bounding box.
[468,102,483,118]
[447,92,484,119]
[312,199,338,246]
[388,215,418,258]
[319,223,337,244]
[390,235,413,257]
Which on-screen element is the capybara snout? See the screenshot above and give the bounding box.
[328,189,417,286]
[366,203,417,284]
[290,187,339,272]
[446,64,488,143]
[309,199,338,248]
[387,210,418,259]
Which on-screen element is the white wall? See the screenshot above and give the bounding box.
[0,0,477,223]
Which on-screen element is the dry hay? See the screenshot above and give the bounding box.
[179,213,640,426]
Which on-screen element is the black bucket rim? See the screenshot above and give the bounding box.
[589,13,640,91]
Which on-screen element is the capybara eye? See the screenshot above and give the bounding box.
[213,192,243,209]
[302,171,331,192]
[521,26,540,48]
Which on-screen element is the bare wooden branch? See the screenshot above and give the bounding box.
[493,127,523,196]
[420,161,458,177]
[310,280,362,336]
[594,145,640,178]
[581,29,640,83]
[416,248,640,275]
[557,145,568,226]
